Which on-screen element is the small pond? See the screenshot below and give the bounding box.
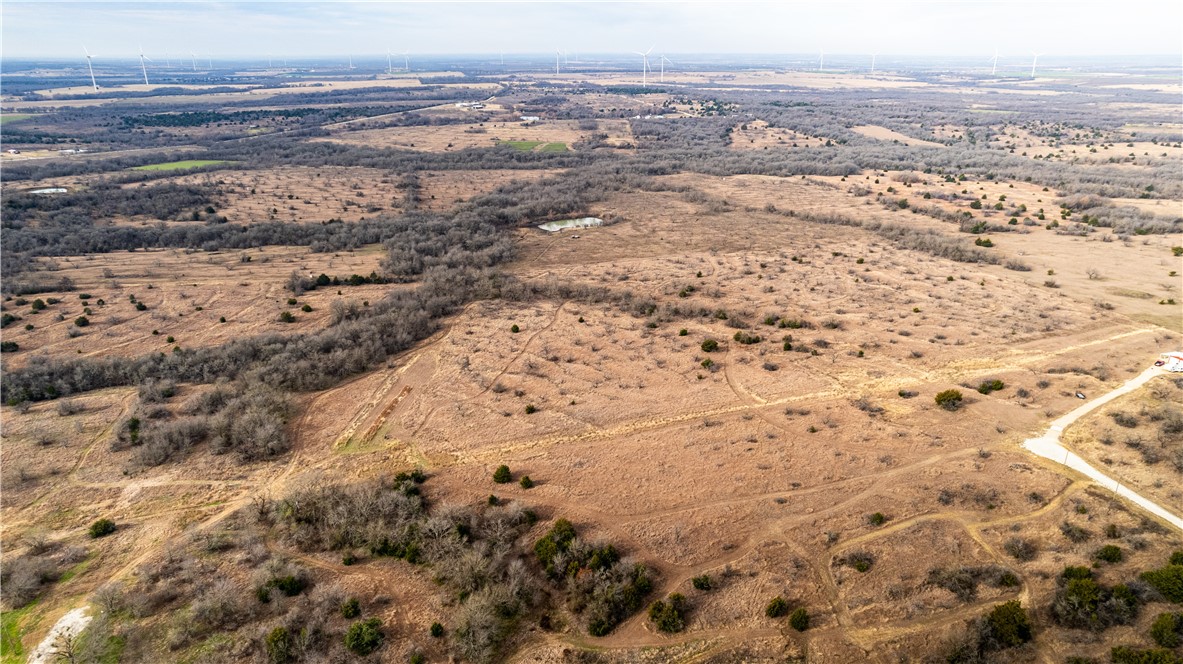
[537,217,602,232]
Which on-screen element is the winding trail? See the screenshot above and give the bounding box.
[1022,366,1182,532]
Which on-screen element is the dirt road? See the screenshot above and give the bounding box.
[1022,366,1182,532]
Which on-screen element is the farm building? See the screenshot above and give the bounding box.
[1158,352,1183,372]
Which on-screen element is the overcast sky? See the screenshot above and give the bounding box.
[3,1,1181,60]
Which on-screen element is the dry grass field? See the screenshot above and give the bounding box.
[2,245,388,369]
[318,118,633,152]
[729,120,827,150]
[121,166,408,223]
[2,63,1182,664]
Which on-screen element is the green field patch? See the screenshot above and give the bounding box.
[539,142,568,152]
[1,603,39,664]
[131,159,229,171]
[0,114,34,125]
[498,140,546,151]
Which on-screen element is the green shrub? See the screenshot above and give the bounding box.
[493,465,512,483]
[410,654,425,664]
[1141,564,1183,603]
[1095,545,1123,564]
[0,341,18,353]
[678,329,688,336]
[519,476,534,489]
[430,622,445,638]
[868,512,887,526]
[1110,645,1181,664]
[301,304,312,313]
[692,575,712,591]
[344,618,383,656]
[983,601,1032,648]
[1171,551,1183,566]
[135,302,147,311]
[840,551,876,573]
[732,331,761,345]
[510,324,520,333]
[265,626,292,664]
[341,597,361,618]
[534,518,577,577]
[935,389,963,410]
[88,518,116,538]
[1150,612,1182,648]
[524,404,536,414]
[278,311,295,323]
[270,575,307,597]
[30,299,46,311]
[789,607,809,631]
[977,379,1004,394]
[701,338,719,352]
[648,593,687,633]
[74,315,90,327]
[765,596,789,618]
[287,298,298,305]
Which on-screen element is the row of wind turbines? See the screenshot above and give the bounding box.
[77,46,1050,92]
[80,45,218,90]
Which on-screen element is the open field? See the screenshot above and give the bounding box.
[2,57,1182,664]
[1,245,389,369]
[122,165,409,223]
[318,118,633,152]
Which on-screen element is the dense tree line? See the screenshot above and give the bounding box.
[119,106,393,128]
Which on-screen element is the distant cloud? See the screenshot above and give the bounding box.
[3,1,1180,59]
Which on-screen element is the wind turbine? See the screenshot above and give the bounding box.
[659,54,672,83]
[190,52,197,71]
[817,50,824,72]
[990,49,999,76]
[870,53,877,73]
[386,51,393,75]
[1030,52,1042,78]
[347,54,355,70]
[207,55,213,69]
[82,45,98,90]
[138,45,152,85]
[268,53,273,68]
[402,51,410,71]
[633,46,653,87]
[555,50,561,75]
